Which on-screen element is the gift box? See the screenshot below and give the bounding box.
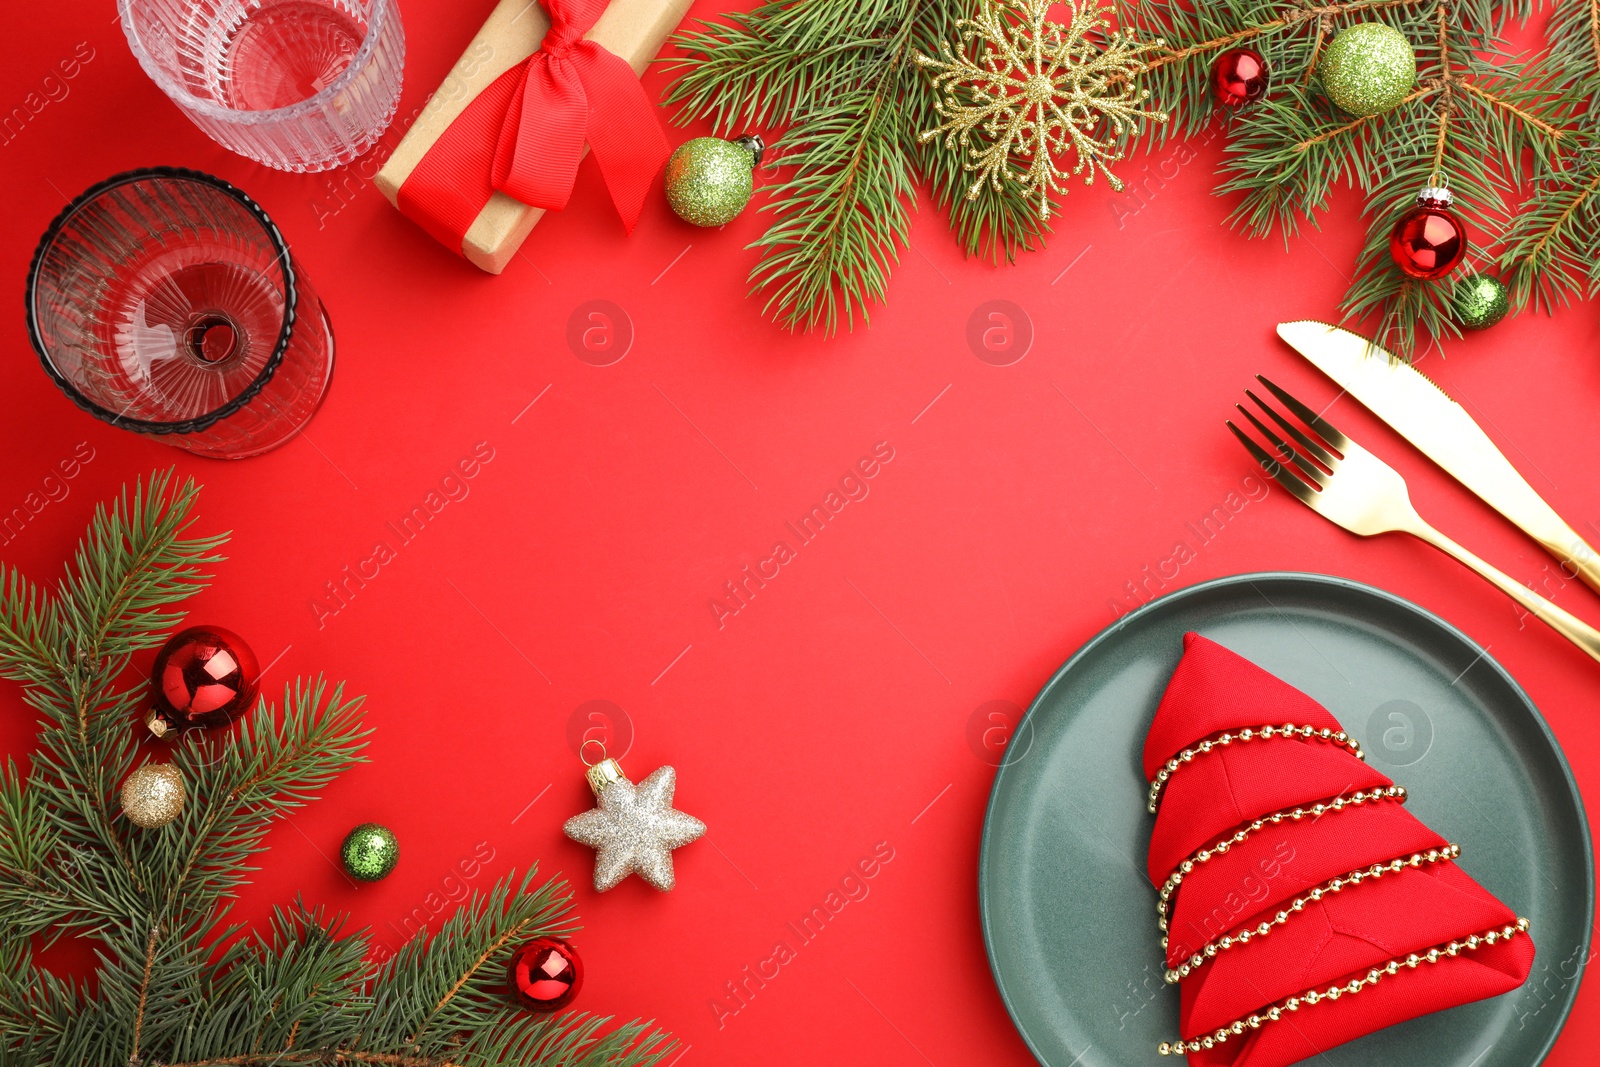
[375,0,693,273]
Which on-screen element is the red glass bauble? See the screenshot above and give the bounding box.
[508,938,583,1012]
[1388,196,1468,279]
[1213,48,1270,106]
[146,625,259,736]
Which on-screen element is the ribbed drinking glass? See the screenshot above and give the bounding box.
[26,168,335,460]
[119,0,404,172]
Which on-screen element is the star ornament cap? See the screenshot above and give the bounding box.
[563,757,706,892]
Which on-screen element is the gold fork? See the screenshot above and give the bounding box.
[1228,375,1600,665]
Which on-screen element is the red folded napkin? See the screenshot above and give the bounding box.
[1144,633,1534,1066]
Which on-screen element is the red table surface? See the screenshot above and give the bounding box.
[3,3,1598,1064]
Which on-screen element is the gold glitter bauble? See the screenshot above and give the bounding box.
[664,136,761,227]
[121,763,186,828]
[1318,23,1416,116]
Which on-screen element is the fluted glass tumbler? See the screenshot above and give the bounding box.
[119,0,404,172]
[26,169,335,460]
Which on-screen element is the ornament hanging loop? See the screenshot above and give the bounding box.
[579,740,626,796]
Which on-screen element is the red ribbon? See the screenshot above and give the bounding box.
[398,0,668,254]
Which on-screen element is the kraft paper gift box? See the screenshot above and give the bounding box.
[375,0,693,274]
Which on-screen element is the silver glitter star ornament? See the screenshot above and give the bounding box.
[563,755,706,892]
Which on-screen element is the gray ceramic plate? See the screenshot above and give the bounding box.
[980,572,1592,1067]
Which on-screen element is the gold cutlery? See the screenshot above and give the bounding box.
[1228,375,1600,665]
[1276,320,1600,594]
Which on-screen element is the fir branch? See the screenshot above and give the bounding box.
[56,469,225,683]
[1123,0,1573,356]
[0,567,63,693]
[1499,0,1600,311]
[746,82,916,332]
[662,0,1076,333]
[662,0,927,334]
[0,475,671,1067]
[375,869,578,1050]
[661,14,875,133]
[131,924,161,1063]
[162,1054,465,1067]
[8,471,224,911]
[1142,0,1424,80]
[1454,78,1566,138]
[1501,165,1600,310]
[909,0,1050,260]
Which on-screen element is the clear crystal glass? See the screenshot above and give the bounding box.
[26,169,335,460]
[119,0,404,172]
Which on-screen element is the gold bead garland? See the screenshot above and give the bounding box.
[1148,724,1365,814]
[1156,918,1531,1055]
[1163,843,1460,983]
[1156,785,1407,937]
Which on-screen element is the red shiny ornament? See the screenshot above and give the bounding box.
[145,625,259,737]
[1388,191,1468,279]
[508,938,583,1012]
[1213,48,1270,107]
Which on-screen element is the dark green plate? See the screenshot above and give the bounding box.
[980,572,1592,1067]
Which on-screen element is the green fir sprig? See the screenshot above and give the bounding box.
[1499,0,1600,314]
[1120,0,1578,357]
[0,471,674,1067]
[661,0,1051,335]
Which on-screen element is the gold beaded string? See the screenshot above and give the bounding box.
[1147,724,1365,815]
[1156,918,1531,1056]
[1163,843,1460,984]
[1155,785,1408,940]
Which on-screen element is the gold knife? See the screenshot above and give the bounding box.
[1277,320,1600,593]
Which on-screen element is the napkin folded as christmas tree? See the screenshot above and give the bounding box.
[1144,633,1534,1066]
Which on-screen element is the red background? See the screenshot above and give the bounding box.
[3,2,1598,1064]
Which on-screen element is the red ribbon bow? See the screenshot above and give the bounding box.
[399,0,668,255]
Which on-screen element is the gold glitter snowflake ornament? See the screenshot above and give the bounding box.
[917,0,1168,218]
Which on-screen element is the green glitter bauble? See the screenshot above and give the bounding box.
[1452,274,1510,330]
[340,822,399,881]
[664,136,759,227]
[1318,23,1416,116]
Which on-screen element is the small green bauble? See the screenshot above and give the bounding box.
[1318,23,1416,116]
[664,134,763,227]
[340,822,400,881]
[1452,274,1510,330]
